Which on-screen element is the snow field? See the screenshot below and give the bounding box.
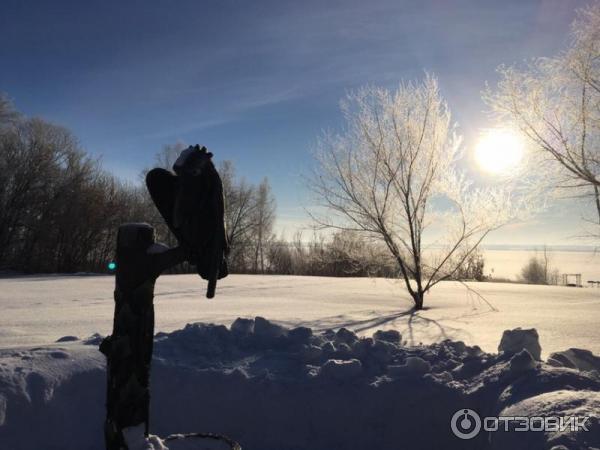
[1,274,600,357]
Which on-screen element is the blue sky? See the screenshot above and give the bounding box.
[0,0,592,244]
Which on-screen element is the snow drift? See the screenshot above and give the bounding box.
[0,317,599,450]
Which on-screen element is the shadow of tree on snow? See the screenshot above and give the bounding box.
[277,303,497,346]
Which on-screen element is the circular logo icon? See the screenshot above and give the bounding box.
[451,408,481,440]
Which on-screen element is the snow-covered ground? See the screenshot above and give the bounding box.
[1,318,599,450]
[1,274,599,449]
[1,274,599,356]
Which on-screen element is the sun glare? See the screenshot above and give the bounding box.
[474,129,524,175]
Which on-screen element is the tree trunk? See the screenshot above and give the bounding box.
[594,185,600,225]
[411,290,425,310]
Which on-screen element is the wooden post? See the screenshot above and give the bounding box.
[99,145,232,449]
[100,223,187,450]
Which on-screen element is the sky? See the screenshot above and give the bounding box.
[0,0,594,245]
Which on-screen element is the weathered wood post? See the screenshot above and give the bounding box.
[100,223,188,449]
[99,145,234,450]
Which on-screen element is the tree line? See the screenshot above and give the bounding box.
[0,100,144,273]
[0,98,278,275]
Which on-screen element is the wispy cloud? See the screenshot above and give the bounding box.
[140,118,232,140]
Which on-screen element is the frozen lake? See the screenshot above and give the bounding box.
[1,274,599,356]
[483,248,600,283]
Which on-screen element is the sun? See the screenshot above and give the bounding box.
[474,129,524,175]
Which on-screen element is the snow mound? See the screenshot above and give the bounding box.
[508,349,538,375]
[388,356,431,376]
[491,390,600,450]
[319,358,362,380]
[498,327,542,360]
[547,348,600,372]
[1,318,599,450]
[56,335,79,342]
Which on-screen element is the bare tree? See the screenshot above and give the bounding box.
[138,143,191,250]
[0,104,148,273]
[520,246,560,285]
[266,236,294,274]
[154,142,188,171]
[0,94,19,126]
[484,4,600,233]
[219,161,256,258]
[251,177,276,273]
[309,76,516,309]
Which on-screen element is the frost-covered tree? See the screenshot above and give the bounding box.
[309,76,517,309]
[485,4,600,234]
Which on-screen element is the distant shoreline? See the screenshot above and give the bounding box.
[482,245,597,253]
